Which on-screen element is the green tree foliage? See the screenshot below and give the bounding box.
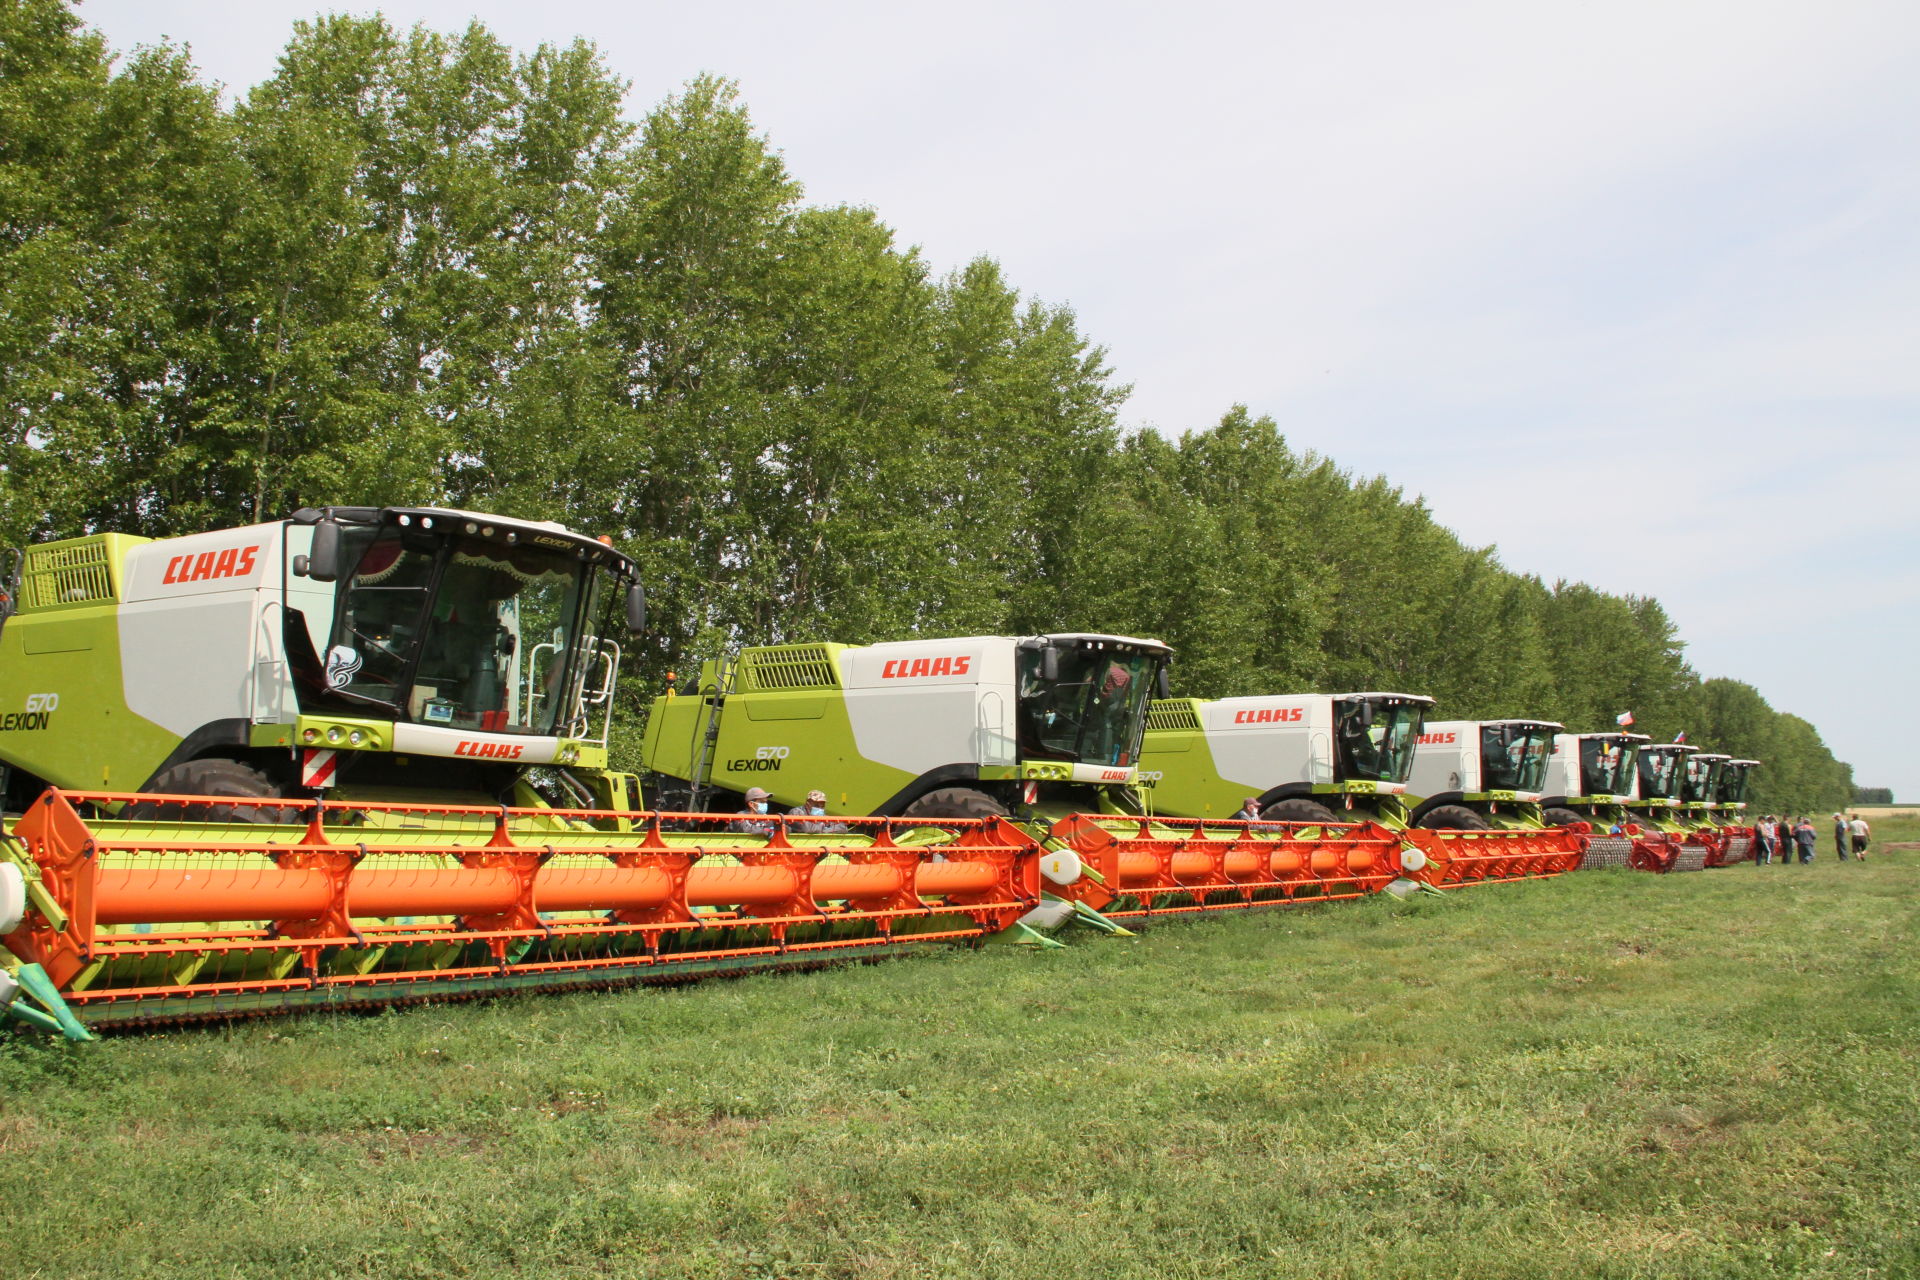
[0,5,1856,811]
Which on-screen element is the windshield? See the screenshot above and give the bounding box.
[1721,766,1751,804]
[1333,698,1425,783]
[312,527,598,735]
[1639,749,1683,799]
[1682,756,1723,803]
[1480,724,1555,792]
[1579,737,1638,796]
[1016,645,1160,767]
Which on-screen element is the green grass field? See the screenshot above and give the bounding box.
[5,836,1918,1279]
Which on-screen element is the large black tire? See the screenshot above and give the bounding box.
[126,758,296,824]
[1259,797,1341,824]
[1417,804,1490,831]
[1542,807,1587,828]
[901,787,1009,820]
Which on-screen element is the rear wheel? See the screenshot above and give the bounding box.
[126,758,295,823]
[1417,804,1490,831]
[901,787,1009,820]
[1542,807,1587,828]
[1259,797,1340,824]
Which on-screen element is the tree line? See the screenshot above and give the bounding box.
[0,3,1855,812]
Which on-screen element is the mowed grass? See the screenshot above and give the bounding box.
[4,853,1918,1280]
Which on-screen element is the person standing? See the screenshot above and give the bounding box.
[1235,796,1262,822]
[1851,813,1871,859]
[1794,817,1817,864]
[1754,815,1777,865]
[1833,813,1850,860]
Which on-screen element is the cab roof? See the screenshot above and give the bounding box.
[294,505,640,579]
[1041,632,1172,655]
[1336,692,1436,704]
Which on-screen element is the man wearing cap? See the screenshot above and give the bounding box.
[1235,796,1262,822]
[731,786,776,835]
[789,788,846,833]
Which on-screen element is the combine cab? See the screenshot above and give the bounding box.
[639,637,1431,921]
[0,513,1047,1036]
[1538,731,1650,869]
[1135,695,1584,889]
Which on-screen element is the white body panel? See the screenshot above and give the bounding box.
[1408,721,1480,797]
[841,637,1019,777]
[1543,734,1580,799]
[119,522,286,737]
[1197,695,1338,791]
[390,722,562,765]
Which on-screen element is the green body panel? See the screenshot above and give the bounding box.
[643,645,924,815]
[0,535,182,791]
[1137,705,1239,818]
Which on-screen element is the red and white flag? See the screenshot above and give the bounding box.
[1615,711,1634,727]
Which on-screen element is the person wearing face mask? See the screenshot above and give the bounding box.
[788,788,847,833]
[731,786,777,835]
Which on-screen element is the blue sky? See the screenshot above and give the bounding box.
[79,0,1920,795]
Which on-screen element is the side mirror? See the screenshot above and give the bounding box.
[1039,647,1060,682]
[298,519,343,583]
[1155,665,1172,700]
[624,582,647,634]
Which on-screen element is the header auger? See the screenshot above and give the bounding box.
[3,788,1044,1034]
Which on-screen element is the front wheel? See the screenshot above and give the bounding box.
[1417,804,1490,831]
[1259,798,1340,824]
[1542,807,1587,828]
[901,787,1010,820]
[125,758,297,823]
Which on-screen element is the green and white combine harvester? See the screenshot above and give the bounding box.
[635,643,1508,921]
[1536,731,1650,868]
[1615,743,1753,871]
[1671,752,1757,866]
[1133,694,1587,886]
[0,511,1051,1036]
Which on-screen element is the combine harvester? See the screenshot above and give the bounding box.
[1537,730,1652,869]
[0,510,1048,1038]
[638,639,1411,924]
[1712,760,1760,863]
[1134,693,1586,889]
[1673,753,1755,867]
[1622,742,1717,872]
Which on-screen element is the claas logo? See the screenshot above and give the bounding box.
[1417,732,1458,745]
[455,740,525,759]
[1232,707,1304,724]
[162,544,261,585]
[881,655,972,679]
